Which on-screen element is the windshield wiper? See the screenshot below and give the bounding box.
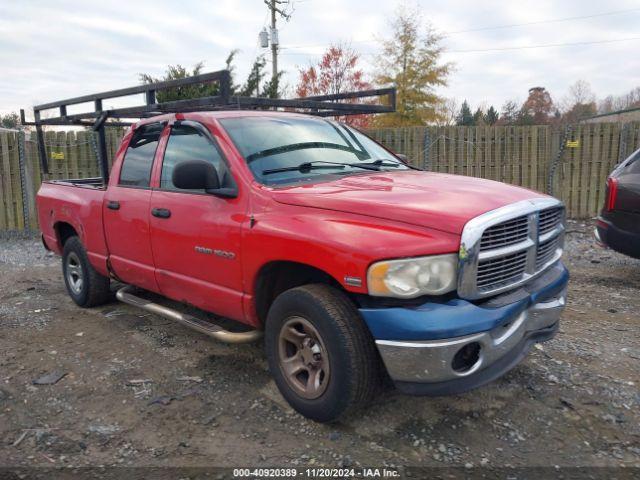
[262,160,385,175]
[359,159,402,168]
[262,161,346,175]
[247,142,367,163]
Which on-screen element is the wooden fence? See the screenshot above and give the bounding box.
[367,122,640,219]
[0,128,122,232]
[1,122,639,232]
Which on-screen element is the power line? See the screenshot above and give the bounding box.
[279,7,640,51]
[279,36,640,56]
[445,36,640,53]
[447,7,640,34]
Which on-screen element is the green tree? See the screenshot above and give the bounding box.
[484,106,499,125]
[141,62,223,102]
[456,100,474,126]
[141,51,283,101]
[239,56,267,97]
[262,71,284,99]
[373,4,452,126]
[0,112,20,129]
[473,107,485,126]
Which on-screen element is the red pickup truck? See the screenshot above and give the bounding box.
[37,110,568,422]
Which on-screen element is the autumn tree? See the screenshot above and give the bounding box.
[373,5,452,126]
[295,44,372,127]
[521,87,554,124]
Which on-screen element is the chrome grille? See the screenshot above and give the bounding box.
[536,235,561,270]
[539,207,563,235]
[458,199,565,300]
[477,250,528,290]
[479,216,529,251]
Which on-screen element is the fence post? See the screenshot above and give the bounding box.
[423,129,430,170]
[618,123,630,164]
[17,131,31,233]
[547,124,572,196]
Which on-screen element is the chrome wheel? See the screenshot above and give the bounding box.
[65,251,84,295]
[278,316,330,399]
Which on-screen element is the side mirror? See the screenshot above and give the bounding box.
[396,153,409,164]
[173,160,220,191]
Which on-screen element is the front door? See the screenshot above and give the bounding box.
[103,123,164,292]
[149,121,246,321]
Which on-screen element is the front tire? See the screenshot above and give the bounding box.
[62,236,111,307]
[265,284,381,422]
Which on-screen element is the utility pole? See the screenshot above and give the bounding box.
[270,0,278,82]
[262,0,290,88]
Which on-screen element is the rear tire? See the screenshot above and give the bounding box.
[265,284,381,422]
[62,236,111,307]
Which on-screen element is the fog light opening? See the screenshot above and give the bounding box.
[452,342,481,373]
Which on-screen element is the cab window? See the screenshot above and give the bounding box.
[160,124,231,191]
[119,123,163,187]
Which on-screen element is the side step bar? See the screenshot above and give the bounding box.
[115,285,263,344]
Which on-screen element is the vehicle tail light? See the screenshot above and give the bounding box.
[606,177,618,211]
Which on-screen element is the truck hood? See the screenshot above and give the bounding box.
[271,171,547,235]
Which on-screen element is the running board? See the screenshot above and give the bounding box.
[115,285,263,344]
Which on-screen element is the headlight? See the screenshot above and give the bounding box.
[367,254,458,298]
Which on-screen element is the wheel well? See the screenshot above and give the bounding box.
[54,222,78,248]
[254,261,343,323]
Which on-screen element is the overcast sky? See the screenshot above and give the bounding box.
[1,0,639,117]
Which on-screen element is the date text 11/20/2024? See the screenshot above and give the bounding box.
[233,468,401,477]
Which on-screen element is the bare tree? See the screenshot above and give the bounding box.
[434,98,459,126]
[561,80,596,113]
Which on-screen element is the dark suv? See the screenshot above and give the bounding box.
[596,148,640,259]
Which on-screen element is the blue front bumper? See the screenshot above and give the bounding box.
[358,262,569,395]
[360,262,569,341]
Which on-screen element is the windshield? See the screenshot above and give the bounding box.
[219,116,410,185]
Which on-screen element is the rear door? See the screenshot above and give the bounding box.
[617,151,640,208]
[103,123,165,292]
[149,120,246,321]
[616,151,640,233]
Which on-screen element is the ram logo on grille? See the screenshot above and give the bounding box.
[458,199,565,300]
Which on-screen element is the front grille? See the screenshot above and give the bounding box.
[477,250,528,290]
[479,216,529,251]
[458,200,565,299]
[536,235,561,270]
[539,207,563,235]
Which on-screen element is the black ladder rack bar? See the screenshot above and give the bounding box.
[21,69,395,180]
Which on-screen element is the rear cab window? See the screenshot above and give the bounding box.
[118,123,164,187]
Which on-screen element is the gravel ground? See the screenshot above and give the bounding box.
[0,221,639,476]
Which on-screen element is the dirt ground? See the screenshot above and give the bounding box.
[0,220,639,475]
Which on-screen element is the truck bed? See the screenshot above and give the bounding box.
[37,180,110,276]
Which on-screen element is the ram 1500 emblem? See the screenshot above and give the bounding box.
[195,246,236,259]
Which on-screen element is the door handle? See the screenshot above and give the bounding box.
[107,200,120,210]
[151,207,171,219]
